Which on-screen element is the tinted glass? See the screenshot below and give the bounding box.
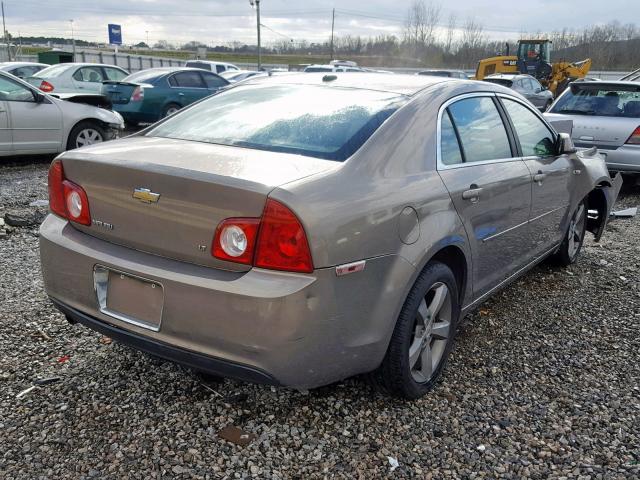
[440,111,463,165]
[185,61,212,71]
[104,67,127,81]
[202,73,228,88]
[11,66,41,78]
[503,99,555,157]
[0,76,35,102]
[447,97,512,162]
[485,78,513,88]
[147,84,407,161]
[216,65,225,73]
[173,71,205,88]
[550,84,640,117]
[530,78,542,91]
[305,67,333,72]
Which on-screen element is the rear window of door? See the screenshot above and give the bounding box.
[502,99,556,157]
[216,65,226,74]
[73,67,104,83]
[170,71,206,88]
[445,96,513,163]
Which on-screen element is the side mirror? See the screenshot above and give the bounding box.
[34,92,46,103]
[534,87,542,93]
[557,132,576,155]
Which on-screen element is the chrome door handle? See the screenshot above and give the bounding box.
[462,187,483,201]
[533,173,547,183]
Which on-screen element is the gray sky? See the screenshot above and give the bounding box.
[5,0,639,46]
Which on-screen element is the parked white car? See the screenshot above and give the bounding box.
[219,69,266,83]
[27,63,129,94]
[0,71,124,156]
[0,61,49,79]
[184,60,239,74]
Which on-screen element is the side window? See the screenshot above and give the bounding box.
[503,99,556,157]
[530,78,542,92]
[0,76,36,102]
[216,65,225,74]
[11,66,38,78]
[202,73,227,89]
[172,71,205,88]
[440,111,463,165]
[103,68,127,81]
[447,96,513,163]
[73,67,104,83]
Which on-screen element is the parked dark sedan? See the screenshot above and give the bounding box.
[485,73,554,111]
[101,67,229,126]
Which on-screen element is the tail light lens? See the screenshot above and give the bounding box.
[212,218,260,265]
[39,80,54,92]
[255,199,313,273]
[626,126,640,145]
[130,86,144,102]
[212,199,314,273]
[47,159,92,226]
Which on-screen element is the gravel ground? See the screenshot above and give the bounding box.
[1,159,639,479]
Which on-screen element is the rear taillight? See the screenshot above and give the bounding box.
[212,199,314,273]
[626,126,640,145]
[130,86,144,102]
[39,80,54,92]
[47,159,92,226]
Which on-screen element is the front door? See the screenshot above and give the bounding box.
[437,94,533,299]
[500,97,572,256]
[169,71,209,106]
[0,97,11,152]
[0,76,62,152]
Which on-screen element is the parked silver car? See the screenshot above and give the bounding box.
[0,61,49,79]
[545,81,640,174]
[485,73,555,112]
[39,73,620,399]
[28,63,129,94]
[0,71,123,156]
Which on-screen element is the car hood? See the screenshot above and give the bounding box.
[49,94,124,127]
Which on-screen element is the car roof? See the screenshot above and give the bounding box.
[240,72,458,96]
[186,60,236,66]
[130,67,216,75]
[486,73,530,80]
[0,61,48,67]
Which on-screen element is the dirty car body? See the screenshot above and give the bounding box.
[39,73,620,395]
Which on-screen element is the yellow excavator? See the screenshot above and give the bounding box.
[474,39,592,96]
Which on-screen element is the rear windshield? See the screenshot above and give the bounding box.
[33,64,71,78]
[419,71,450,77]
[305,67,333,72]
[123,70,166,83]
[147,84,407,161]
[484,78,513,87]
[185,61,212,71]
[550,84,640,117]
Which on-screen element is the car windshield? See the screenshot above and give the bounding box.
[485,78,513,87]
[32,64,70,78]
[122,70,167,83]
[147,84,408,161]
[550,84,640,117]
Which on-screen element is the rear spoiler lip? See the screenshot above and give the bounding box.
[570,82,640,93]
[102,81,154,88]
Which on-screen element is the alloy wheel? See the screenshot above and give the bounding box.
[567,203,586,260]
[75,128,103,148]
[409,282,452,383]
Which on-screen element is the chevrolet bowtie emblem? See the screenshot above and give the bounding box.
[133,188,160,204]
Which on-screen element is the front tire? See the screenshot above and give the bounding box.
[162,103,181,118]
[552,200,587,266]
[66,121,106,151]
[373,261,460,399]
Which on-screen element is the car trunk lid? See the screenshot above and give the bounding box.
[101,81,148,105]
[545,112,640,149]
[60,136,336,271]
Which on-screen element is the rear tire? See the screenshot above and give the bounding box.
[162,103,181,118]
[371,261,460,399]
[66,121,106,151]
[551,200,587,266]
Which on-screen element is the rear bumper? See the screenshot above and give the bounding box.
[111,105,159,124]
[39,214,413,388]
[54,299,279,385]
[575,143,640,173]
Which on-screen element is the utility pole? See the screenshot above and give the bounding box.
[146,30,149,48]
[69,19,76,61]
[1,2,9,61]
[330,8,335,61]
[249,0,261,70]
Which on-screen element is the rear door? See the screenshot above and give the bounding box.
[71,66,105,93]
[168,71,208,105]
[0,75,61,152]
[500,95,571,255]
[201,72,228,94]
[437,93,533,299]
